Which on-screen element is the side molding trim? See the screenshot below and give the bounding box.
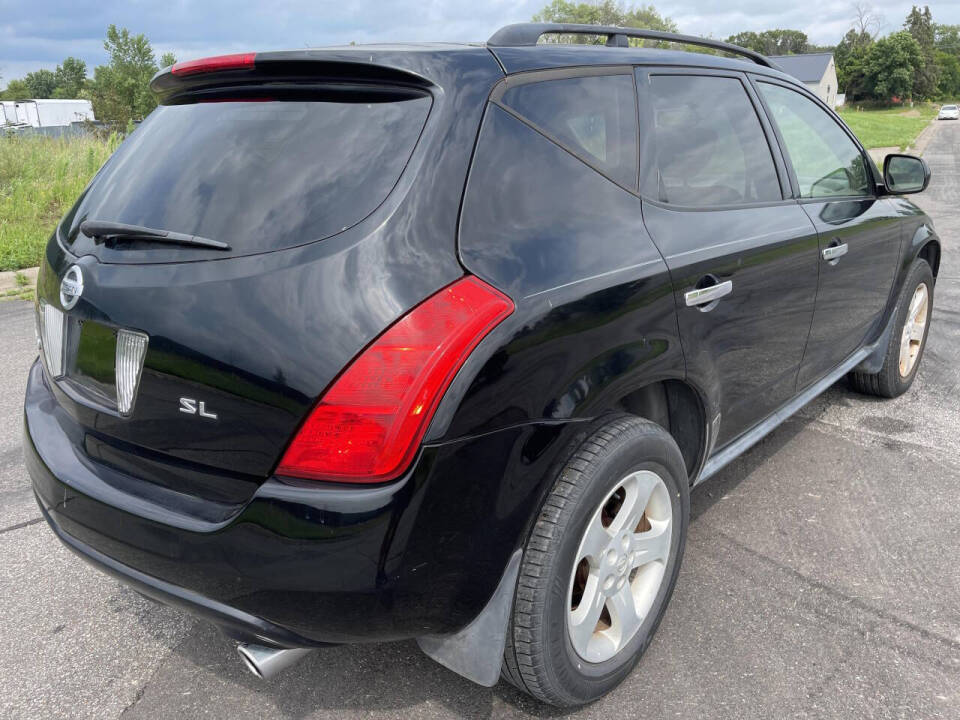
[417,549,522,686]
[696,344,872,485]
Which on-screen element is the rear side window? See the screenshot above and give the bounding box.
[499,74,638,188]
[757,82,872,199]
[64,92,431,254]
[640,74,781,206]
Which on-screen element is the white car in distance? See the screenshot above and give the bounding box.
[938,104,959,120]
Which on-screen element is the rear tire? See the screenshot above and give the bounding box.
[502,415,689,707]
[848,259,933,398]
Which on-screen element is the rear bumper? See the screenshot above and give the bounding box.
[31,491,320,648]
[24,360,572,645]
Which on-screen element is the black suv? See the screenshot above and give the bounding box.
[24,24,939,707]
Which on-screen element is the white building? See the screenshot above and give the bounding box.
[768,53,839,108]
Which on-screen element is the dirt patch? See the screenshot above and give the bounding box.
[898,109,923,118]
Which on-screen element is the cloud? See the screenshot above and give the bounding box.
[2,0,959,86]
[667,0,949,43]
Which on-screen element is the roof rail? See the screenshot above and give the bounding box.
[487,23,781,70]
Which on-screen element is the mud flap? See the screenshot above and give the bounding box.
[852,303,899,375]
[416,549,521,686]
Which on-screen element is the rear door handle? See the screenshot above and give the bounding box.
[822,243,848,262]
[685,280,733,307]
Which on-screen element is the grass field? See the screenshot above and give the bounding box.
[836,104,939,150]
[0,134,117,271]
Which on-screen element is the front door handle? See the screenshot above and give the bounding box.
[822,242,848,263]
[685,280,733,307]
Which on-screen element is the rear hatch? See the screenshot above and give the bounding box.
[34,50,479,510]
[62,63,432,264]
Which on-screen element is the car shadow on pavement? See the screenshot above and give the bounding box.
[127,405,821,720]
[688,409,817,524]
[138,621,573,719]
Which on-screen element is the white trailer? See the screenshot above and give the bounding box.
[1,99,95,128]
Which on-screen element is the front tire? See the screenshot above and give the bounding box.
[502,416,689,706]
[849,258,934,398]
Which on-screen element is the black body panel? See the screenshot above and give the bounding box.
[796,198,903,387]
[642,201,820,446]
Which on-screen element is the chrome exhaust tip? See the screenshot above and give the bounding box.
[237,643,313,680]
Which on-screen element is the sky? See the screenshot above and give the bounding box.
[2,0,959,88]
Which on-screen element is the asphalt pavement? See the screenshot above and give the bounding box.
[1,120,959,719]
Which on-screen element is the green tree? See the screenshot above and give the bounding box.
[835,28,874,99]
[936,50,960,98]
[935,24,960,98]
[52,57,87,98]
[88,25,161,129]
[726,29,808,55]
[865,31,923,100]
[532,1,677,44]
[936,24,960,54]
[0,78,31,100]
[904,5,940,99]
[726,31,761,51]
[24,68,56,97]
[159,52,177,68]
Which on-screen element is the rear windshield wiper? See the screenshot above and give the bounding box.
[79,220,231,251]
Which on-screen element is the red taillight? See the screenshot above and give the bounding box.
[276,276,514,484]
[171,53,256,76]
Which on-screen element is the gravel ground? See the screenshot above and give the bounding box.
[1,120,958,719]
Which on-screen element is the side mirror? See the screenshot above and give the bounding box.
[883,154,930,194]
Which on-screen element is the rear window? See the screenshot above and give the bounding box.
[64,92,431,255]
[498,73,638,188]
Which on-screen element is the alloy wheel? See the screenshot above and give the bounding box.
[567,470,673,663]
[899,282,929,378]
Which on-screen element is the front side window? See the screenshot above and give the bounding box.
[757,82,872,199]
[640,74,782,207]
[498,73,638,188]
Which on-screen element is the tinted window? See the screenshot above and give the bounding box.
[640,75,781,207]
[64,93,431,254]
[757,83,871,198]
[500,74,638,188]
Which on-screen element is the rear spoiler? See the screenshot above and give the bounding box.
[150,51,434,101]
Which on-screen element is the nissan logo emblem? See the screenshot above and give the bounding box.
[60,265,84,310]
